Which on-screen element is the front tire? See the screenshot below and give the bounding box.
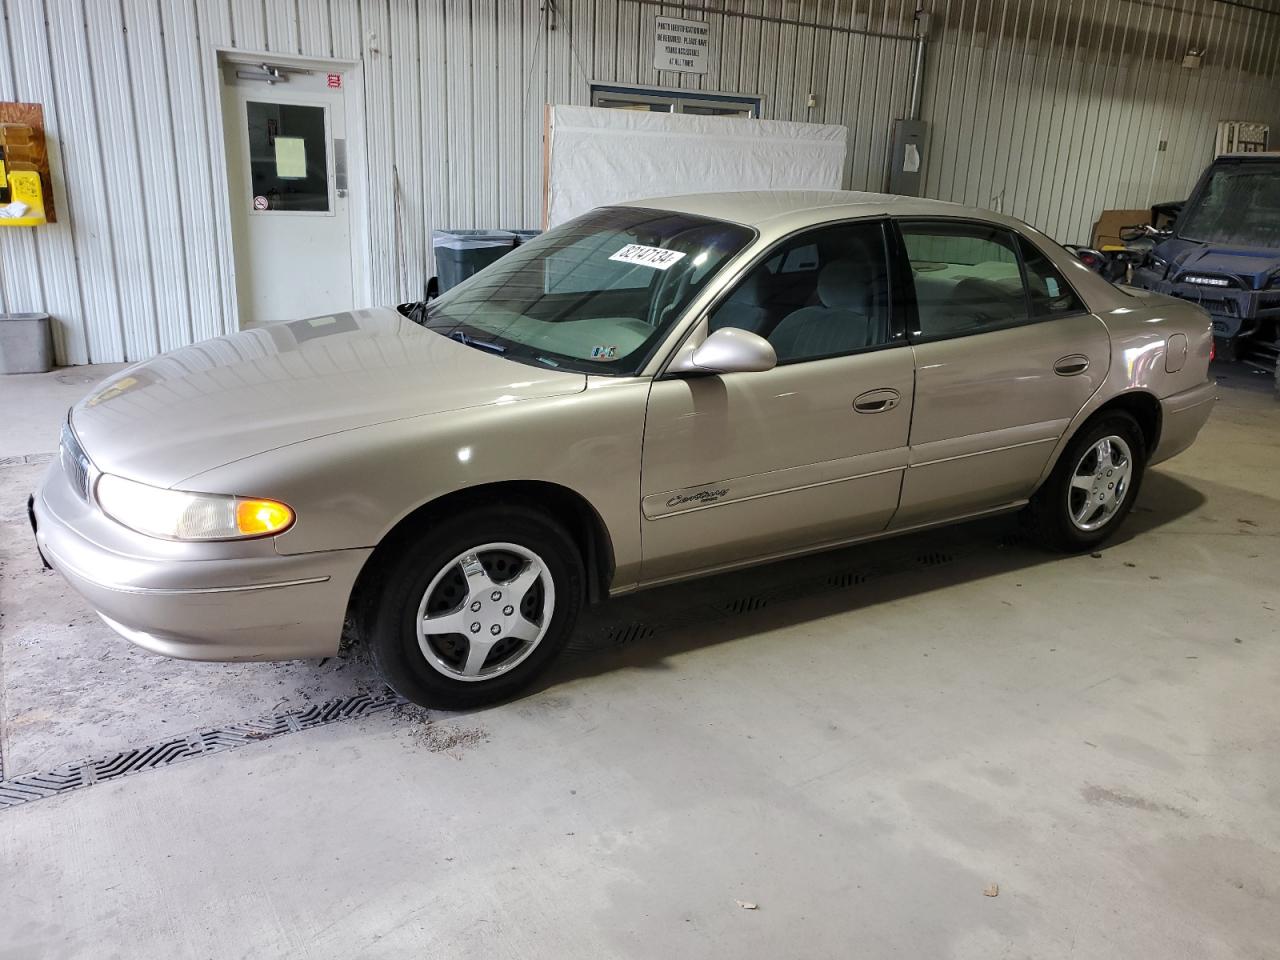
[1024,411,1146,552]
[365,506,584,709]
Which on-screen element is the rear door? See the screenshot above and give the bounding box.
[891,219,1111,527]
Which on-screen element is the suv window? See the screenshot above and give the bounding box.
[709,221,894,363]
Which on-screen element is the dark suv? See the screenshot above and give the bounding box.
[1129,153,1280,391]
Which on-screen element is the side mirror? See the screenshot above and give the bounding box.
[668,326,777,376]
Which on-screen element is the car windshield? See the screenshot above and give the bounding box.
[1177,161,1280,249]
[409,207,754,375]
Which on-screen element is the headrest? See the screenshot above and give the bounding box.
[818,259,871,310]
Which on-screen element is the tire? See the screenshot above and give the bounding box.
[1023,411,1147,553]
[364,505,584,709]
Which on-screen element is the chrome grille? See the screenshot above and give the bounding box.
[60,422,92,501]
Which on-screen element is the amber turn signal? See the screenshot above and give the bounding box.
[235,499,295,536]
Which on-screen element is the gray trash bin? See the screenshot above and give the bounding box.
[432,230,516,292]
[0,312,53,374]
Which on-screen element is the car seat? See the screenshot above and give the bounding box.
[768,259,875,361]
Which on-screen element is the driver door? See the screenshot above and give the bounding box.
[639,220,914,583]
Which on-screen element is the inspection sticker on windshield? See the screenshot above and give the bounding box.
[609,243,687,270]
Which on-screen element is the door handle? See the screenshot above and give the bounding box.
[853,388,901,413]
[1053,354,1090,376]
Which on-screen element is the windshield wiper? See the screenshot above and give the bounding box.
[450,330,506,354]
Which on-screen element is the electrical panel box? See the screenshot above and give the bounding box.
[888,119,927,197]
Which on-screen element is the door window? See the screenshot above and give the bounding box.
[899,221,1028,339]
[1016,235,1086,317]
[245,101,329,212]
[708,221,894,363]
[900,221,1088,339]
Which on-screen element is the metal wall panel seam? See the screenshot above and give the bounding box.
[331,0,362,59]
[230,0,267,49]
[124,0,196,352]
[1022,0,1066,233]
[296,0,333,57]
[0,0,34,322]
[5,0,91,362]
[160,0,220,346]
[44,0,126,362]
[265,0,302,52]
[1040,0,1087,238]
[1085,0,1130,233]
[1101,0,1151,214]
[195,2,239,336]
[997,4,1034,219]
[922,0,957,199]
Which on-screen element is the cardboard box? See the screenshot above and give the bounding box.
[1092,208,1149,250]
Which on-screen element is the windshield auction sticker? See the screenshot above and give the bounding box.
[609,243,688,270]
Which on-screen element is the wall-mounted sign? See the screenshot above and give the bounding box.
[327,73,342,89]
[653,16,709,74]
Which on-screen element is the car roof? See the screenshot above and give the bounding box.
[1212,152,1280,162]
[620,189,1030,232]
[621,189,1138,314]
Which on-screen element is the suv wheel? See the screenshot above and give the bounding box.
[365,506,583,709]
[1024,411,1146,552]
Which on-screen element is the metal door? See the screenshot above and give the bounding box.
[220,61,353,326]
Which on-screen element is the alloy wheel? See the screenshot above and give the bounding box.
[1067,435,1133,532]
[415,542,555,682]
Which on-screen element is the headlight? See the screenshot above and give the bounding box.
[95,474,294,541]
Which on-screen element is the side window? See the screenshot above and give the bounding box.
[1017,234,1086,317]
[900,221,1028,340]
[708,222,893,363]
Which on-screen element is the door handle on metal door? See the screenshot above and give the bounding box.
[1053,354,1090,376]
[852,388,901,413]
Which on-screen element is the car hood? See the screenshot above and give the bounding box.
[70,306,587,487]
[1155,237,1280,288]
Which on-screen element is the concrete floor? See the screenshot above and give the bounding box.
[0,363,1277,959]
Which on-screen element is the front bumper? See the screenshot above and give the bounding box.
[1132,268,1280,341]
[1150,380,1217,467]
[31,453,370,662]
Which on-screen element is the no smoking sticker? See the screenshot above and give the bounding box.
[253,195,269,210]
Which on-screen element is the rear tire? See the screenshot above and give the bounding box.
[364,506,584,709]
[1023,411,1146,552]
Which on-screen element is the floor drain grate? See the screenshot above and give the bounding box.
[825,570,868,589]
[718,595,770,615]
[917,551,955,567]
[602,622,656,647]
[0,452,54,468]
[0,689,402,809]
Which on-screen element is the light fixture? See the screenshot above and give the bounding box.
[96,474,294,540]
[1181,274,1230,287]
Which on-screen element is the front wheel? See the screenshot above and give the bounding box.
[1024,411,1146,552]
[364,506,584,709]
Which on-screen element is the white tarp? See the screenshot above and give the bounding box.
[545,105,848,227]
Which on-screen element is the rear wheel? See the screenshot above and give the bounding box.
[1024,411,1146,552]
[365,506,583,708]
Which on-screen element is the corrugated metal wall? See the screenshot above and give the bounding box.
[1,0,1278,365]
